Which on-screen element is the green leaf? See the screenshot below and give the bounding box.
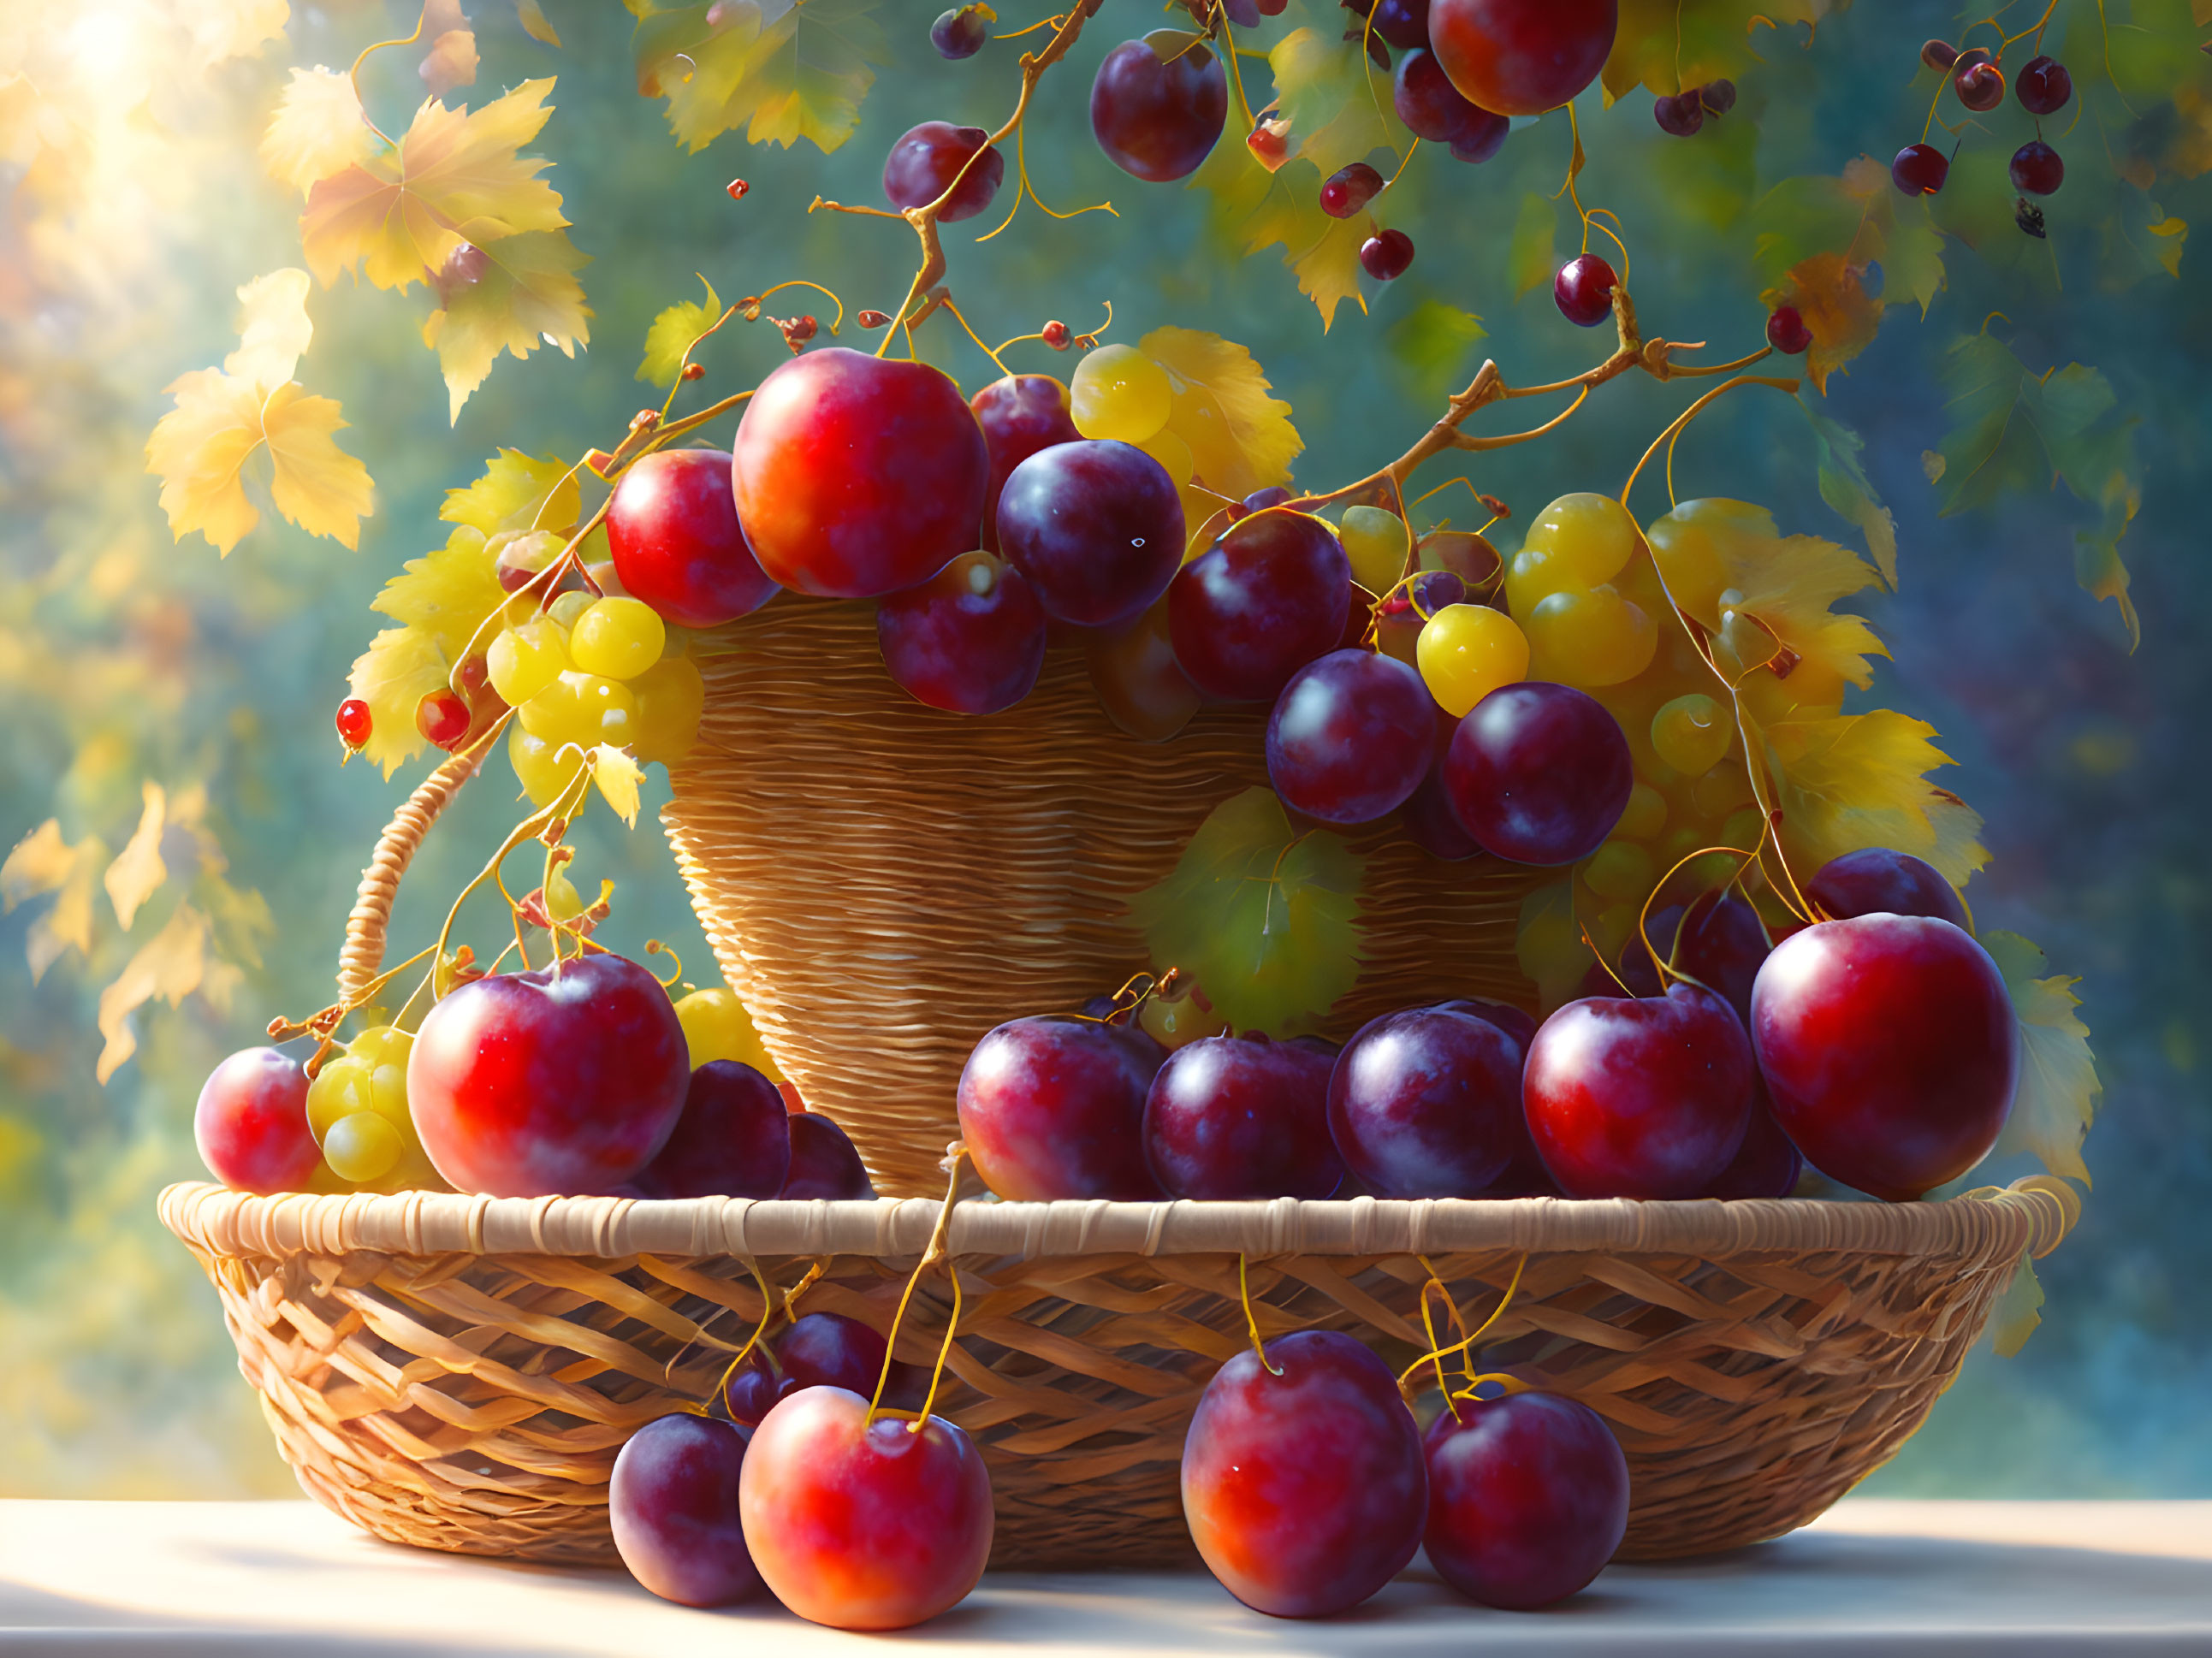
[636,0,887,155]
[1387,300,1485,400]
[1189,131,1370,329]
[1984,931,2101,1186]
[638,275,722,388]
[1507,192,1557,302]
[1800,401,1897,587]
[1601,0,1844,101]
[1130,787,1366,1037]
[1268,26,1405,176]
[1989,1250,2044,1359]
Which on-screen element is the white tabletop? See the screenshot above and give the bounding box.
[2,1499,2209,1655]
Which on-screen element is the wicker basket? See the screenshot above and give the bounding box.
[159,1177,2073,1572]
[662,597,1545,1198]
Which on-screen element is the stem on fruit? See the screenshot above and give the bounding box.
[691,1257,783,1412]
[1638,844,1766,996]
[868,1141,971,1435]
[1412,1262,1479,1419]
[1236,1254,1285,1377]
[1395,1253,1527,1400]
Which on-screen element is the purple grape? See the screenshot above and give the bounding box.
[2010,139,2063,196]
[958,1016,1166,1201]
[1169,508,1351,702]
[1393,48,1483,143]
[1702,1091,1802,1198]
[971,374,1080,553]
[1449,108,1510,163]
[1433,996,1538,1054]
[930,5,988,59]
[1805,847,1970,930]
[1700,78,1736,115]
[1327,1007,1522,1197]
[876,551,1047,715]
[1091,37,1227,183]
[1653,90,1703,135]
[1266,648,1434,825]
[1674,888,1771,1027]
[1425,1391,1628,1608]
[1319,161,1385,217]
[1233,485,1295,520]
[1443,682,1632,865]
[779,1113,876,1200]
[1402,758,1480,859]
[611,1414,762,1607]
[2015,54,2071,115]
[996,439,1183,629]
[1892,141,1949,196]
[1370,0,1431,49]
[1360,228,1415,281]
[881,122,1003,222]
[722,1352,792,1425]
[632,1062,792,1199]
[1144,1033,1344,1199]
[1553,254,1617,327]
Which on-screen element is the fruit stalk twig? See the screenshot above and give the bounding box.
[868,1142,972,1434]
[1395,1253,1528,1404]
[1235,1254,1285,1377]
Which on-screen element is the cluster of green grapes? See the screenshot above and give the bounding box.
[489,584,706,808]
[301,1023,444,1191]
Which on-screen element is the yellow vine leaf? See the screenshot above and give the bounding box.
[104,783,169,933]
[1988,1252,2043,1358]
[1602,0,1845,102]
[347,626,451,779]
[95,904,210,1083]
[517,0,561,47]
[636,0,888,155]
[441,448,580,537]
[1190,110,1369,330]
[175,0,289,72]
[1984,931,2100,1185]
[1763,251,1878,395]
[1140,326,1303,508]
[638,275,722,388]
[1269,26,1403,177]
[591,744,644,826]
[147,375,372,554]
[261,67,376,196]
[422,228,591,421]
[1759,709,1989,887]
[300,78,566,293]
[3,820,80,910]
[1726,532,1888,692]
[371,528,517,662]
[3,820,104,982]
[421,29,479,99]
[224,268,315,387]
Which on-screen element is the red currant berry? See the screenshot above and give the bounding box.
[2015,55,2072,115]
[725,179,748,201]
[2009,139,2063,196]
[416,689,472,750]
[1552,254,1618,328]
[787,315,818,344]
[1920,38,1959,71]
[1653,91,1703,137]
[1041,319,1070,350]
[1319,161,1385,218]
[1891,142,1950,196]
[335,697,371,749]
[1954,62,2005,111]
[1766,306,1812,355]
[857,309,891,329]
[1359,228,1414,281]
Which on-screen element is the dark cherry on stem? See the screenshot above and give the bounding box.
[1327,1006,1522,1197]
[958,1015,1166,1201]
[1168,508,1351,702]
[1954,61,2005,112]
[2010,139,2064,196]
[408,952,690,1198]
[1424,1390,1629,1609]
[1320,161,1385,218]
[1522,984,1755,1199]
[722,1352,790,1426]
[1183,1330,1427,1618]
[606,447,779,628]
[1090,36,1228,183]
[732,349,989,600]
[633,1061,792,1199]
[1360,228,1415,281]
[970,373,1081,553]
[1699,78,1736,115]
[1443,681,1633,866]
[882,121,1004,222]
[1653,90,1703,136]
[876,551,1047,716]
[1553,253,1618,327]
[1767,305,1812,355]
[1750,915,2017,1201]
[2015,55,2072,115]
[1892,142,1950,196]
[1805,846,1970,930]
[739,1387,993,1631]
[995,439,1183,629]
[1144,1033,1343,1199]
[1427,0,1618,117]
[1266,648,1434,825]
[610,1414,762,1608]
[780,1112,877,1199]
[195,1046,320,1195]
[930,5,989,62]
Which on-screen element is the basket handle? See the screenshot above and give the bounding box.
[336,747,482,1005]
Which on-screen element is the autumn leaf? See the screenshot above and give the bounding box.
[301,78,566,293]
[95,904,209,1083]
[262,67,376,196]
[224,268,315,387]
[371,527,517,662]
[591,743,644,826]
[1727,532,1888,693]
[1984,931,2100,1186]
[441,448,580,537]
[1269,26,1405,176]
[3,820,104,982]
[1800,401,1897,586]
[104,782,169,932]
[146,373,373,554]
[421,228,591,420]
[347,625,452,779]
[1601,0,1846,101]
[638,275,723,388]
[1140,327,1303,507]
[1190,101,1370,330]
[1387,301,1486,401]
[1130,787,1366,1037]
[1988,1252,2044,1358]
[419,0,478,98]
[1762,251,1877,395]
[517,0,561,46]
[1759,709,1988,886]
[637,0,888,155]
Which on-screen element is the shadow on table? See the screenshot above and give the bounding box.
[0,1579,534,1658]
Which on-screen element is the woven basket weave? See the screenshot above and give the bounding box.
[159,1177,2073,1572]
[661,597,1544,1198]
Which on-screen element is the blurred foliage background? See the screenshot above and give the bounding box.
[1,0,2206,1498]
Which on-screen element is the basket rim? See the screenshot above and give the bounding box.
[157,1177,2073,1266]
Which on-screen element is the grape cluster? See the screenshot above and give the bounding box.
[304,1023,442,1189]
[1894,40,2071,234]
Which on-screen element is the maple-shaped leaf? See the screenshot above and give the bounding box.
[1758,708,1988,887]
[1130,786,1366,1037]
[3,819,105,983]
[1269,25,1405,176]
[638,275,722,388]
[262,67,377,196]
[301,78,566,292]
[637,0,887,155]
[1726,532,1888,693]
[1755,157,1945,316]
[421,228,591,420]
[104,782,169,932]
[146,373,373,554]
[441,447,581,537]
[96,903,211,1082]
[1984,931,2100,1186]
[371,526,518,662]
[1140,327,1303,510]
[347,625,452,779]
[1800,402,1897,587]
[1192,125,1372,329]
[1602,0,1845,101]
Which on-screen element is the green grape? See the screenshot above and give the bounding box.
[368,1061,411,1132]
[1416,602,1530,716]
[305,1056,372,1142]
[1339,505,1409,597]
[673,986,784,1081]
[509,722,589,808]
[1508,494,1638,614]
[1524,585,1658,688]
[350,1023,412,1070]
[1070,344,1172,443]
[567,596,666,682]
[1644,499,1776,625]
[323,1111,403,1183]
[1690,758,1755,818]
[1584,839,1655,903]
[1651,692,1734,775]
[548,591,592,631]
[487,615,570,707]
[1137,427,1195,491]
[519,671,638,748]
[632,653,705,767]
[1719,805,1766,850]
[1614,780,1667,841]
